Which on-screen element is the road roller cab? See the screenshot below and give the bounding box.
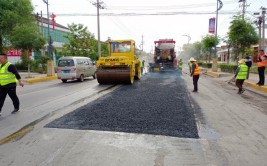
[96,39,141,84]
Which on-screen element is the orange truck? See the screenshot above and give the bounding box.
[153,39,177,71]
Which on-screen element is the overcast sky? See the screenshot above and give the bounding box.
[31,0,265,52]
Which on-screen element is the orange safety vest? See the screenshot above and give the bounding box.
[257,54,267,67]
[192,62,200,75]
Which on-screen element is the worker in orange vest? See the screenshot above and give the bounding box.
[256,49,267,86]
[189,57,200,92]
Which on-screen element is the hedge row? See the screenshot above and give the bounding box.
[198,62,212,68]
[219,63,238,73]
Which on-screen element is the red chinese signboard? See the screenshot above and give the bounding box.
[7,49,32,56]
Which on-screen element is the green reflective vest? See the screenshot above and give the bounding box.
[188,62,192,68]
[236,64,248,80]
[0,62,17,86]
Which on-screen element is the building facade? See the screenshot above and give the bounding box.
[7,14,69,64]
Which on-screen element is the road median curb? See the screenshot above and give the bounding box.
[26,76,57,83]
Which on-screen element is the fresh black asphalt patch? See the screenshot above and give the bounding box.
[45,70,199,138]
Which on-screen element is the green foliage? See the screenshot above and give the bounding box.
[197,62,203,66]
[201,63,212,68]
[219,63,238,73]
[0,0,34,52]
[20,50,31,67]
[37,55,50,72]
[14,62,27,71]
[62,23,107,61]
[9,23,45,51]
[201,35,219,63]
[15,58,49,73]
[179,42,203,60]
[228,15,258,58]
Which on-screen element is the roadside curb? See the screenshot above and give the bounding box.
[26,76,57,83]
[206,71,220,77]
[244,81,267,93]
[204,71,267,94]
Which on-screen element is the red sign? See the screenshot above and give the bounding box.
[7,49,22,56]
[209,18,216,34]
[7,49,32,56]
[51,13,56,30]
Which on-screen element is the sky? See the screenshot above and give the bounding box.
[31,0,266,53]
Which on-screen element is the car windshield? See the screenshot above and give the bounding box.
[58,60,74,67]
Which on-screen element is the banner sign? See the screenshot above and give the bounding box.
[7,49,32,56]
[209,18,216,34]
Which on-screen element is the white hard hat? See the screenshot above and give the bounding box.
[189,57,197,62]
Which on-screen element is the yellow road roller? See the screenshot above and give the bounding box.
[96,39,141,84]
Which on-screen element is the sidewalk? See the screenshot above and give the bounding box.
[205,69,267,94]
[19,72,57,84]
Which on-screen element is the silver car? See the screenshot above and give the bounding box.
[57,56,96,83]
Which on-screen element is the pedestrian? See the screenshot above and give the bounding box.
[141,60,145,75]
[189,57,200,92]
[235,59,248,94]
[0,53,24,116]
[256,49,267,86]
[178,59,183,70]
[245,53,252,79]
[188,60,192,73]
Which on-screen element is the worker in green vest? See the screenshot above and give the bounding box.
[0,53,24,116]
[178,59,183,70]
[188,60,192,73]
[141,60,145,75]
[235,59,248,94]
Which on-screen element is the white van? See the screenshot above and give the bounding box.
[57,56,96,83]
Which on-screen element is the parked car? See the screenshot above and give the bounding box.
[57,56,96,83]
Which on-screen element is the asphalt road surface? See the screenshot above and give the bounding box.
[45,70,198,138]
[0,70,267,166]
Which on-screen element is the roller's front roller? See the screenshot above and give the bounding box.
[96,68,134,84]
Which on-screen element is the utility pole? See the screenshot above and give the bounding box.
[239,0,246,20]
[141,35,144,51]
[43,0,55,76]
[213,0,223,72]
[43,0,52,60]
[215,0,223,52]
[261,7,266,51]
[91,0,105,58]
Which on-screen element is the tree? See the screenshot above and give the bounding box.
[228,15,258,60]
[202,35,219,63]
[0,0,34,52]
[62,23,107,60]
[179,42,203,61]
[9,22,46,72]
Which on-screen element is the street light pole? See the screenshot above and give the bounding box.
[182,34,191,44]
[43,0,52,59]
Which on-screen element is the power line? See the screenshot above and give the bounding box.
[106,0,237,11]
[53,10,254,17]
